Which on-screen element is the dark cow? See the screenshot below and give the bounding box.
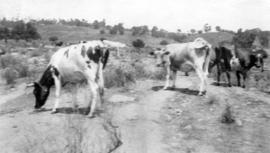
[212,46,268,88]
[210,46,234,87]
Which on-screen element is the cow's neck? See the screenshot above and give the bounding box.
[38,65,55,89]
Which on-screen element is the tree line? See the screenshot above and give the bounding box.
[0,20,40,42]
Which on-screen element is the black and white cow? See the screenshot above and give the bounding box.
[27,40,109,117]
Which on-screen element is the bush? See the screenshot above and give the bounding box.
[49,36,58,45]
[132,39,145,49]
[104,63,136,88]
[100,30,105,34]
[160,40,169,45]
[2,67,17,85]
[30,50,42,57]
[0,54,30,82]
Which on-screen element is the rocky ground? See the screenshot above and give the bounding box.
[1,72,270,153]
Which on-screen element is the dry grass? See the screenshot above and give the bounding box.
[0,54,30,84]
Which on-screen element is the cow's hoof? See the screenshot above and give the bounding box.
[198,91,206,96]
[163,86,170,90]
[51,109,58,114]
[87,114,95,118]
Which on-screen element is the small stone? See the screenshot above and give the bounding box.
[236,119,243,126]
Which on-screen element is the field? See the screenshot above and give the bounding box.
[1,24,270,153]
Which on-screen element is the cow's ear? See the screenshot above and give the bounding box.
[26,82,35,88]
[34,82,40,88]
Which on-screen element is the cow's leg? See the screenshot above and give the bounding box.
[71,84,79,109]
[171,70,177,89]
[236,71,241,87]
[97,64,105,105]
[52,75,61,113]
[195,68,206,96]
[242,70,247,88]
[261,60,264,72]
[216,64,221,86]
[163,66,171,90]
[226,71,232,87]
[87,80,100,118]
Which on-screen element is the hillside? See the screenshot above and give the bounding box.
[37,24,234,47]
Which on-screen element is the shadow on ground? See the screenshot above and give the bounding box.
[151,86,199,96]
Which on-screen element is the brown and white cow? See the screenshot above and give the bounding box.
[150,38,212,95]
[27,40,109,118]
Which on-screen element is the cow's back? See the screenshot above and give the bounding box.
[49,44,90,83]
[166,43,198,67]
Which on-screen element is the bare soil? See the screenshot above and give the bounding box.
[1,73,270,153]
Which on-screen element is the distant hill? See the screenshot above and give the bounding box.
[37,24,235,47]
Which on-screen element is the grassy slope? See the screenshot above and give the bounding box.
[37,24,234,47]
[37,24,176,47]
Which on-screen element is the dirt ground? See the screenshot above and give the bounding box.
[1,72,270,153]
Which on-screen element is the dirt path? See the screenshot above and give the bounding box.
[109,74,270,153]
[1,74,270,153]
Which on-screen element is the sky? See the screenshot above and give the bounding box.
[0,0,269,32]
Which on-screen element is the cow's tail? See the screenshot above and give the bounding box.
[102,49,110,69]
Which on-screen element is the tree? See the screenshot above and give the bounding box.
[11,21,25,41]
[109,26,118,35]
[190,29,196,34]
[93,20,100,29]
[203,23,211,33]
[100,29,105,34]
[24,22,41,41]
[198,30,203,34]
[0,27,10,43]
[215,26,221,32]
[177,29,181,33]
[132,39,145,49]
[117,23,124,35]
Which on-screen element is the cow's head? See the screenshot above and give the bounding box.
[149,48,170,67]
[27,82,50,109]
[252,49,268,72]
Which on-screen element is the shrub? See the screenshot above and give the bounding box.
[0,54,30,81]
[49,36,58,45]
[2,67,17,85]
[132,39,145,49]
[100,30,105,34]
[104,63,136,88]
[30,50,42,57]
[160,40,169,45]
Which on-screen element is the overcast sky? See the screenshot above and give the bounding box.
[0,0,269,32]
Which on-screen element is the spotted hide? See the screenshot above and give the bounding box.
[28,41,110,118]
